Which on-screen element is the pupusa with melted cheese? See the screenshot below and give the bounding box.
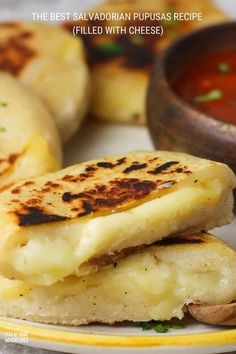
[0,151,234,286]
[0,72,61,190]
[0,233,235,325]
[64,0,228,125]
[0,21,89,142]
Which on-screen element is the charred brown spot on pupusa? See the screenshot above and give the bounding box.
[149,157,158,162]
[61,178,157,217]
[8,153,20,164]
[184,170,192,175]
[148,161,179,175]
[26,198,42,206]
[97,162,114,168]
[61,167,97,184]
[61,174,79,183]
[0,27,35,76]
[61,174,74,182]
[78,201,94,217]
[11,186,21,194]
[123,163,147,173]
[0,23,21,29]
[0,152,21,177]
[22,181,35,187]
[169,168,192,175]
[15,206,69,226]
[146,160,192,176]
[85,166,97,172]
[62,192,80,202]
[6,154,196,226]
[157,237,205,246]
[45,181,63,189]
[11,180,176,226]
[97,157,126,169]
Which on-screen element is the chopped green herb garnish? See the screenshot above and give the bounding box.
[97,42,124,55]
[163,8,177,27]
[154,324,168,333]
[132,113,141,121]
[166,30,178,40]
[193,89,223,103]
[129,34,144,46]
[0,126,6,133]
[138,322,152,330]
[0,101,8,107]
[170,323,186,329]
[137,320,185,333]
[218,62,231,73]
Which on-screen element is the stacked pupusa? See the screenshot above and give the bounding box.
[0,151,235,325]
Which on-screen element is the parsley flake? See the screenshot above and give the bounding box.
[218,62,231,73]
[138,322,152,330]
[154,324,168,333]
[193,89,222,103]
[96,42,124,55]
[163,8,177,27]
[129,34,144,46]
[137,320,185,333]
[0,101,8,107]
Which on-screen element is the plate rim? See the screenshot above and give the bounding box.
[0,318,235,348]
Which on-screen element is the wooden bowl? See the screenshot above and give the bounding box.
[147,22,236,173]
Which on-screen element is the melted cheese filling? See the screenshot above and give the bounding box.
[0,248,235,323]
[6,181,231,286]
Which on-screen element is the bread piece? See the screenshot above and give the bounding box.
[0,73,61,190]
[0,21,90,141]
[0,233,235,325]
[0,151,234,286]
[66,0,228,124]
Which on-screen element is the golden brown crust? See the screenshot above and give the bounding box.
[4,151,196,226]
[0,23,35,76]
[0,21,90,142]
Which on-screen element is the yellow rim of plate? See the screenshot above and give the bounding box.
[0,318,236,348]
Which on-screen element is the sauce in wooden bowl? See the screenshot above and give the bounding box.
[172,48,236,126]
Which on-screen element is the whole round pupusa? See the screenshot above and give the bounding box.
[65,0,228,125]
[0,73,62,189]
[0,21,90,142]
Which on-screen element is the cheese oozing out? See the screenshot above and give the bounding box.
[0,234,235,325]
[4,178,233,286]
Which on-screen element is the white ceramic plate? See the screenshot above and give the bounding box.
[0,121,234,354]
[0,313,235,354]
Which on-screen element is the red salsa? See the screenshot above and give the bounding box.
[172,48,236,126]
